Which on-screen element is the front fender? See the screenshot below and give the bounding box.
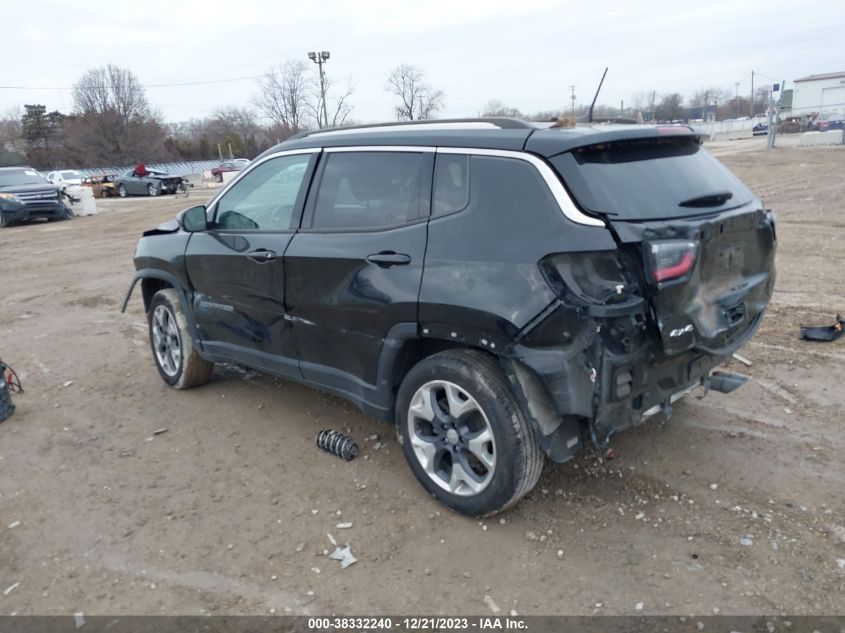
[121,269,202,345]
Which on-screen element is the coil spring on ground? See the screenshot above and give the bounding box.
[315,429,359,461]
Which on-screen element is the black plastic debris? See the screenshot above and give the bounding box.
[800,314,845,342]
[0,358,21,424]
[316,429,359,461]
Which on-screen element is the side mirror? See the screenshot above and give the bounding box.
[180,205,208,232]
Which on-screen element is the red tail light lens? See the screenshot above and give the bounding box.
[649,240,698,283]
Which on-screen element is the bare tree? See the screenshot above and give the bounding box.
[254,61,310,132]
[306,75,354,129]
[655,93,684,122]
[67,64,165,165]
[385,64,444,121]
[481,99,522,117]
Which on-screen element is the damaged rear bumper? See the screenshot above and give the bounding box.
[505,307,759,461]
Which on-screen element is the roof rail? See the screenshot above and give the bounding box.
[291,118,536,139]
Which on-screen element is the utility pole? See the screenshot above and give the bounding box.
[620,99,624,117]
[750,70,755,117]
[308,50,331,128]
[568,85,576,118]
[734,82,740,119]
[648,90,656,122]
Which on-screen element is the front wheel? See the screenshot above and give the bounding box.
[148,289,213,389]
[396,349,543,516]
[147,182,160,197]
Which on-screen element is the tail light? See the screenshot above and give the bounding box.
[648,240,698,283]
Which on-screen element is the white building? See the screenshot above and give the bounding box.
[791,71,845,116]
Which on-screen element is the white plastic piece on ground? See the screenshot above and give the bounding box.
[329,545,357,568]
[66,186,97,216]
[798,130,845,147]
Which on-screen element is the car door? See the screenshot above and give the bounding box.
[184,149,319,377]
[284,147,433,404]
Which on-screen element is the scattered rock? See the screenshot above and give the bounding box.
[709,483,718,490]
[825,524,845,546]
[62,380,74,388]
[4,582,19,596]
[336,522,353,529]
[7,521,20,529]
[557,549,565,559]
[635,602,644,611]
[836,558,845,572]
[739,536,753,546]
[525,531,539,541]
[498,517,506,525]
[152,427,168,435]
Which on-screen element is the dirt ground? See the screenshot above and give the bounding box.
[1,140,844,617]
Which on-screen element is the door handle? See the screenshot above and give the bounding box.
[247,249,277,263]
[366,252,411,267]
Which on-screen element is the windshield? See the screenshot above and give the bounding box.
[551,136,755,220]
[60,170,81,179]
[0,169,49,187]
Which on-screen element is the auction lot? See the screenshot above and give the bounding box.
[1,141,844,616]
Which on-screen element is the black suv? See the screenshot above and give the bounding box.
[123,119,776,516]
[0,166,71,227]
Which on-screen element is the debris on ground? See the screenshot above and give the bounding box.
[8,520,20,529]
[336,522,353,529]
[4,582,19,596]
[329,544,357,569]
[740,536,754,546]
[731,352,753,367]
[62,380,74,388]
[152,427,168,436]
[483,595,501,614]
[800,314,845,342]
[315,429,359,461]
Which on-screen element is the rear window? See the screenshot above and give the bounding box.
[550,136,754,220]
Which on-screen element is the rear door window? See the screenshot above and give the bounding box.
[432,154,470,215]
[550,136,755,220]
[310,151,429,230]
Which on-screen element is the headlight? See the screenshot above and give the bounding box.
[0,193,20,202]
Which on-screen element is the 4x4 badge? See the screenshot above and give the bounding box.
[669,324,694,338]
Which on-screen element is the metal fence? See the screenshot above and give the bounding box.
[77,160,220,178]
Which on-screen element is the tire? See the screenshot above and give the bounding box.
[147,289,213,389]
[0,213,9,228]
[118,184,127,198]
[214,173,223,183]
[147,182,160,197]
[396,349,543,516]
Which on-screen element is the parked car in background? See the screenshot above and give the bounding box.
[0,166,72,227]
[211,158,250,182]
[814,112,845,132]
[113,169,187,197]
[123,119,776,516]
[46,170,83,191]
[752,122,768,136]
[82,174,117,198]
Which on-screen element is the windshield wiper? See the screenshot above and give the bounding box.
[678,191,734,208]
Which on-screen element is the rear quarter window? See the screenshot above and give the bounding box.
[550,136,755,220]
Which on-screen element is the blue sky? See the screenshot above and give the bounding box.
[1,0,841,123]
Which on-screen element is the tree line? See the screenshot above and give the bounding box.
[0,61,774,171]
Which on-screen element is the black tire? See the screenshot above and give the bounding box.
[147,182,160,197]
[147,289,213,389]
[214,173,223,183]
[0,214,10,228]
[118,184,127,198]
[396,349,543,516]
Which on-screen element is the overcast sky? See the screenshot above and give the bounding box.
[2,0,842,124]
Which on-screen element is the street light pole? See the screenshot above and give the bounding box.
[308,50,330,128]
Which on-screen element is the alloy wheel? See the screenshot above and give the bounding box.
[151,304,182,377]
[407,380,496,496]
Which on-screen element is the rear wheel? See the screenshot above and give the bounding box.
[396,349,543,516]
[118,184,127,198]
[0,214,10,228]
[148,289,213,389]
